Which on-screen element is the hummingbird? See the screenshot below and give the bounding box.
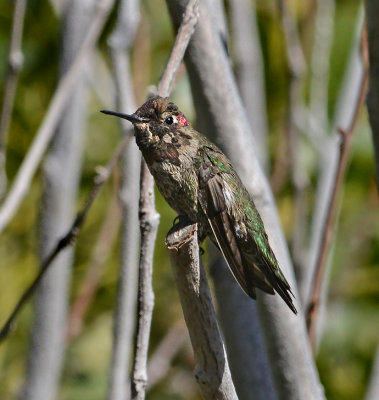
[101,96,297,314]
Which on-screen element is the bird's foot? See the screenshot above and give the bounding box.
[171,215,193,229]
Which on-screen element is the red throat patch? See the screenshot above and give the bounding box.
[177,113,189,127]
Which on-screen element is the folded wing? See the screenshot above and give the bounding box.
[197,147,297,314]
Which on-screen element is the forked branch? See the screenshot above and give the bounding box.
[306,31,369,348]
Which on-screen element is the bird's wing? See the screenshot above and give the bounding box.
[197,146,297,314]
[198,170,256,298]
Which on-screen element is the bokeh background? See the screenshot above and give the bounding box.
[0,0,378,399]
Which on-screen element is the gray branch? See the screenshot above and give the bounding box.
[130,162,159,400]
[0,0,115,234]
[294,0,335,298]
[279,0,309,289]
[166,0,324,398]
[21,1,95,398]
[131,2,198,399]
[106,1,141,399]
[303,8,365,319]
[365,0,379,185]
[166,222,238,400]
[229,0,268,169]
[209,250,277,400]
[67,190,121,341]
[309,0,335,139]
[201,3,276,398]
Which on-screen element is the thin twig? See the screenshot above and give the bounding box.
[0,0,27,198]
[131,2,199,398]
[0,0,115,234]
[66,185,121,342]
[306,33,369,348]
[304,6,365,309]
[0,137,128,342]
[157,0,199,97]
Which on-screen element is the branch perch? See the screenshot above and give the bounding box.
[166,0,324,398]
[166,221,238,400]
[131,1,199,399]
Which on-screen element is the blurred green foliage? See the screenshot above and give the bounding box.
[0,0,377,399]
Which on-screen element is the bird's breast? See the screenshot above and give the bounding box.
[149,158,199,221]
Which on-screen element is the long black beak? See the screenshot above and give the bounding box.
[100,110,149,123]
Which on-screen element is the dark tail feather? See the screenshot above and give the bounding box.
[272,280,297,314]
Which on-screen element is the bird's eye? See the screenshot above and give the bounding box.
[165,116,174,125]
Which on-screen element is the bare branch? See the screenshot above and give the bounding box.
[131,2,198,399]
[166,0,325,398]
[158,0,199,97]
[278,0,311,284]
[21,4,94,397]
[130,161,159,400]
[290,0,335,298]
[106,1,141,399]
[306,37,369,348]
[67,187,121,341]
[229,0,268,168]
[0,0,115,234]
[309,0,335,139]
[166,222,238,400]
[209,252,277,400]
[0,0,27,198]
[304,6,365,318]
[0,136,128,343]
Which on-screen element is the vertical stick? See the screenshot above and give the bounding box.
[131,162,159,400]
[22,1,96,399]
[107,1,141,399]
[130,1,198,398]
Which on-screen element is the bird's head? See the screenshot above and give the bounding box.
[101,96,190,149]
